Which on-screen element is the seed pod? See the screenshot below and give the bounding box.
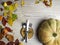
[2,17,7,26]
[6,1,12,5]
[0,41,6,45]
[7,42,15,45]
[15,39,19,45]
[5,27,13,32]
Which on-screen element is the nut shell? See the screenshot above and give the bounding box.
[5,34,14,42]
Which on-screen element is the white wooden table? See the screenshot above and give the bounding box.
[0,0,60,45]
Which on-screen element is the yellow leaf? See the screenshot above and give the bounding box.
[9,5,14,11]
[14,3,18,8]
[7,17,13,26]
[4,2,7,7]
[21,0,25,6]
[8,11,13,17]
[35,0,40,4]
[3,12,7,17]
[19,42,24,45]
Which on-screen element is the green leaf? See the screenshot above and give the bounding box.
[0,25,2,29]
[4,6,9,10]
[12,14,17,21]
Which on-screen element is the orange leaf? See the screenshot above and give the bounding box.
[0,15,3,21]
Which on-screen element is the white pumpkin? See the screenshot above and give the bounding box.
[37,18,60,45]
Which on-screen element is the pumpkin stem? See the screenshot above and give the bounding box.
[53,33,57,37]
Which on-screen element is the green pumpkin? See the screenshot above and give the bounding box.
[37,18,60,45]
